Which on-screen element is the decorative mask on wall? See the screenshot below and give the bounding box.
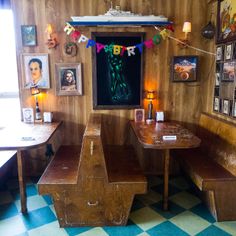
[201,21,215,39]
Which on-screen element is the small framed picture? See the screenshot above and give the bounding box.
[21,53,50,89]
[55,63,82,96]
[134,109,145,122]
[222,99,230,115]
[215,73,220,86]
[21,25,37,46]
[214,86,220,97]
[222,62,235,82]
[22,108,34,123]
[225,43,233,60]
[233,101,236,117]
[216,45,223,61]
[171,56,198,82]
[213,97,220,112]
[215,63,222,73]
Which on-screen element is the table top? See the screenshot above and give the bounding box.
[130,121,201,149]
[0,121,62,150]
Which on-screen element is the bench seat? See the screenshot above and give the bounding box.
[174,113,236,221]
[38,114,147,227]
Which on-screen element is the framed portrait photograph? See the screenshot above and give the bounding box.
[55,63,82,96]
[21,53,50,89]
[134,109,145,122]
[92,32,144,109]
[233,101,236,117]
[215,73,220,86]
[222,61,235,82]
[222,99,230,115]
[21,25,37,46]
[171,56,198,82]
[213,97,220,112]
[224,43,233,60]
[22,108,34,123]
[216,45,223,61]
[217,0,236,43]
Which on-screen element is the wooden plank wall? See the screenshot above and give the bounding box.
[10,0,221,174]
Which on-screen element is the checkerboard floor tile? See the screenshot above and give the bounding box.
[0,176,235,236]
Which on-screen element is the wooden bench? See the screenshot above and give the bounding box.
[174,113,236,221]
[38,113,147,227]
[0,151,17,183]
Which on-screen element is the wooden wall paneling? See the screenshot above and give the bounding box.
[11,0,215,175]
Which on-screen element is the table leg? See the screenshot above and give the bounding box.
[17,150,27,213]
[163,149,170,211]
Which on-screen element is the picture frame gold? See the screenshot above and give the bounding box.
[55,63,82,96]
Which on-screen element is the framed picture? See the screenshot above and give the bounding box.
[222,61,235,81]
[21,25,37,46]
[21,53,50,89]
[215,62,222,73]
[214,86,220,96]
[213,97,220,112]
[215,73,220,86]
[92,32,144,109]
[222,99,230,115]
[216,45,223,61]
[55,63,82,96]
[217,0,236,43]
[134,109,145,122]
[233,100,236,117]
[171,56,198,82]
[224,43,233,60]
[22,108,34,123]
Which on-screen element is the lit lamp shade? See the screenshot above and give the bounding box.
[31,86,40,96]
[182,22,192,33]
[146,91,155,100]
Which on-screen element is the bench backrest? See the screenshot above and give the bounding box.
[198,113,236,175]
[77,113,108,182]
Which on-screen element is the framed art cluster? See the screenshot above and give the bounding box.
[214,42,236,118]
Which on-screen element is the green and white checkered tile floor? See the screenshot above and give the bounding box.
[0,175,236,236]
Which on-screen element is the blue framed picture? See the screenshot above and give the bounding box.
[21,25,37,46]
[171,56,198,82]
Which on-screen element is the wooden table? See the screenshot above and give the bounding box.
[0,121,62,213]
[130,121,201,210]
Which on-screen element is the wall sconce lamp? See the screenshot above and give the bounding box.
[46,23,59,49]
[31,86,41,121]
[178,21,191,48]
[145,90,156,121]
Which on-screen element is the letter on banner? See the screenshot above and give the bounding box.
[113,45,122,55]
[160,29,169,40]
[152,34,162,45]
[127,46,136,56]
[86,39,96,48]
[104,44,114,53]
[135,43,143,53]
[64,23,75,35]
[96,43,105,53]
[144,39,154,48]
[120,46,126,56]
[78,34,88,43]
[70,31,81,41]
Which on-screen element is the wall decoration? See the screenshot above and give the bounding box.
[55,63,82,96]
[171,56,198,82]
[215,73,220,86]
[21,53,50,89]
[64,42,78,57]
[22,108,34,123]
[224,43,233,60]
[91,32,144,109]
[222,61,235,81]
[134,109,145,122]
[233,100,236,117]
[222,99,230,114]
[217,0,236,43]
[21,25,37,46]
[216,45,224,61]
[213,97,220,112]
